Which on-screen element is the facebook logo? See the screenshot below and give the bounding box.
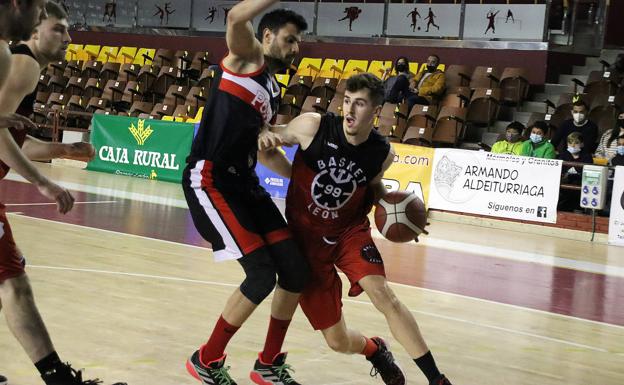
[537,206,548,218]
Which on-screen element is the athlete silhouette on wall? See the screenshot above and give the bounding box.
[103,0,117,23]
[485,10,500,34]
[407,7,422,32]
[205,6,217,23]
[223,7,231,25]
[338,6,362,31]
[425,7,440,32]
[154,2,175,25]
[506,9,515,23]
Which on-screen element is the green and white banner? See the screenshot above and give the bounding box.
[87,115,194,183]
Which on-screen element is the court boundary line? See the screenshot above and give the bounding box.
[11,213,624,332]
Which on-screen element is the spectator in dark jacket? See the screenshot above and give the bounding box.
[551,100,599,154]
[557,132,594,212]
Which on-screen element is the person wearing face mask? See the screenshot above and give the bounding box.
[550,100,598,153]
[520,121,556,159]
[383,56,413,104]
[409,54,446,106]
[611,135,624,166]
[557,132,593,212]
[491,121,525,155]
[595,112,624,162]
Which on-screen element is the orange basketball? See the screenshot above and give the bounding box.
[374,191,428,243]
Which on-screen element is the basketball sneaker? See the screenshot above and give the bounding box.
[366,337,406,385]
[0,374,7,385]
[41,362,127,385]
[249,352,300,385]
[430,374,452,385]
[186,350,237,385]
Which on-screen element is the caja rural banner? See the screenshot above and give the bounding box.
[87,115,194,183]
[428,149,562,223]
[382,144,434,206]
[609,166,624,247]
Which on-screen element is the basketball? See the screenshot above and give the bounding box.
[375,191,428,243]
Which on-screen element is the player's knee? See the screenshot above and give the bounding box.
[324,332,351,353]
[369,285,402,315]
[0,274,33,301]
[277,261,309,293]
[273,241,310,293]
[240,268,277,305]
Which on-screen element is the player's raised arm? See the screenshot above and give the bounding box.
[268,112,321,149]
[225,0,280,65]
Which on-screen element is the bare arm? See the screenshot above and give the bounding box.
[223,0,279,72]
[257,147,293,179]
[0,42,11,91]
[270,112,321,150]
[0,54,40,114]
[369,146,395,203]
[22,137,95,161]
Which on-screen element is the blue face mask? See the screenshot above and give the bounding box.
[617,146,624,156]
[568,146,581,154]
[530,133,543,144]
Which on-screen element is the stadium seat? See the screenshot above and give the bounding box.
[296,57,322,77]
[341,60,368,79]
[319,59,345,78]
[82,45,101,61]
[66,76,86,96]
[500,67,530,105]
[186,86,208,109]
[65,44,83,61]
[377,102,409,137]
[327,94,344,116]
[467,88,501,125]
[444,65,472,88]
[441,86,471,108]
[101,62,121,83]
[300,96,329,114]
[367,60,393,79]
[82,60,103,79]
[470,66,501,89]
[128,101,154,117]
[163,84,190,106]
[432,106,467,146]
[117,47,138,64]
[134,48,156,65]
[97,46,119,63]
[310,76,338,99]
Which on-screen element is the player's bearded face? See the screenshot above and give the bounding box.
[7,0,46,41]
[343,90,379,136]
[36,18,71,61]
[266,23,300,69]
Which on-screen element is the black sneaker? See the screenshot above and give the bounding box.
[430,374,452,385]
[41,362,126,385]
[0,374,7,385]
[250,352,300,385]
[366,337,406,385]
[186,350,237,385]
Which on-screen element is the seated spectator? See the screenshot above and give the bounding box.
[491,121,525,155]
[612,134,624,166]
[410,54,446,106]
[608,53,624,81]
[595,112,624,162]
[550,100,598,153]
[383,56,413,104]
[557,132,593,212]
[520,121,556,159]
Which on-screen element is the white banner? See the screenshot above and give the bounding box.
[609,166,624,246]
[463,4,546,40]
[428,150,562,223]
[317,3,384,37]
[386,4,461,38]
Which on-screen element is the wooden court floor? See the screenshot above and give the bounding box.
[0,163,623,385]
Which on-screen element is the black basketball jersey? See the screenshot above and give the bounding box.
[10,44,37,118]
[286,113,391,235]
[187,62,281,178]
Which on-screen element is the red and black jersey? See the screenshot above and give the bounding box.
[0,127,28,180]
[10,44,37,118]
[286,113,390,237]
[187,61,281,180]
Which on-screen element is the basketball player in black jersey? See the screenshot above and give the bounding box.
[182,1,310,384]
[0,3,126,385]
[259,73,453,385]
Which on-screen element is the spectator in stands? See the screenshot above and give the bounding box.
[609,53,624,81]
[383,56,414,104]
[550,100,598,153]
[491,121,525,155]
[612,134,624,167]
[595,112,624,163]
[409,54,446,106]
[520,121,556,159]
[557,132,593,212]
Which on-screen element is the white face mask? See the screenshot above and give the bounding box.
[530,133,543,143]
[572,112,586,124]
[568,146,581,154]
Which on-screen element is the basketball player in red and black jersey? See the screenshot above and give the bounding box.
[182,1,310,384]
[259,73,453,385]
[0,2,125,385]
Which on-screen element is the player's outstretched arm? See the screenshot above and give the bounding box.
[258,147,293,179]
[269,112,321,150]
[370,146,395,203]
[22,137,95,161]
[225,0,279,64]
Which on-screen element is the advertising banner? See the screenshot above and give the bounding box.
[382,144,434,206]
[87,115,194,183]
[609,166,624,246]
[428,149,562,223]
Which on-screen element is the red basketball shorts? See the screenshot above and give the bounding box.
[291,221,385,330]
[0,204,25,283]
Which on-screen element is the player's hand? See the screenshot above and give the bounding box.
[258,130,285,151]
[36,180,75,214]
[0,113,37,131]
[64,142,96,161]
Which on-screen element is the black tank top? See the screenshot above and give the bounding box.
[10,44,37,118]
[285,113,390,234]
[188,61,281,179]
